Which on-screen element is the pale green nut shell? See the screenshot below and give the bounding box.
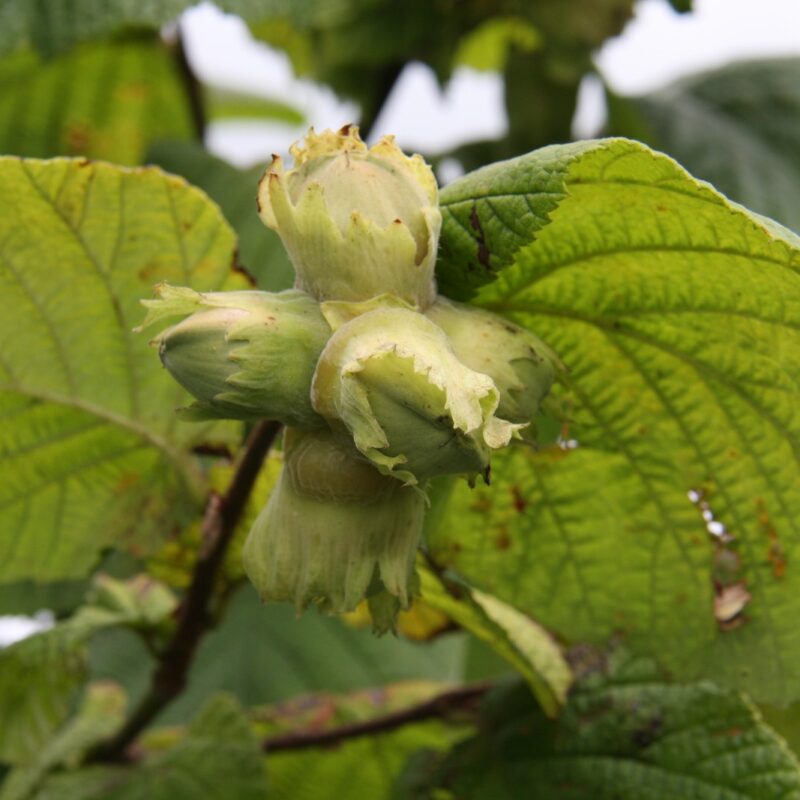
[425,297,561,433]
[242,428,424,630]
[311,305,521,485]
[257,125,441,308]
[140,284,330,428]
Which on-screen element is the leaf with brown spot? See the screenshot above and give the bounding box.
[0,157,243,587]
[431,138,800,704]
[405,649,800,799]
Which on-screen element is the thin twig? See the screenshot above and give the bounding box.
[262,682,491,753]
[89,420,282,763]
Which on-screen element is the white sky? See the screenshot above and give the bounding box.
[599,0,800,93]
[0,610,53,647]
[182,0,800,166]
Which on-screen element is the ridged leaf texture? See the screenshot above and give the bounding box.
[0,157,242,585]
[432,138,800,703]
[402,651,800,799]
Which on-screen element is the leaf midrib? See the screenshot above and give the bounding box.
[0,383,203,500]
[19,159,142,420]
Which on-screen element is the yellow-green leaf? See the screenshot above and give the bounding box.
[433,138,800,703]
[419,560,571,717]
[0,157,243,584]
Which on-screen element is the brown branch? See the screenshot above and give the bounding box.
[89,420,282,763]
[262,682,492,753]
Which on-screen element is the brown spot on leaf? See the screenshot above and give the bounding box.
[120,82,148,101]
[137,261,161,282]
[469,204,491,268]
[510,485,528,513]
[495,530,511,550]
[632,716,663,748]
[470,494,492,514]
[539,445,571,462]
[307,700,337,731]
[65,122,91,154]
[712,547,742,586]
[757,498,786,578]
[566,642,609,680]
[114,473,140,494]
[713,726,744,738]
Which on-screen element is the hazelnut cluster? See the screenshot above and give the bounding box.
[141,127,557,631]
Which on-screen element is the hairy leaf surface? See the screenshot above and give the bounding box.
[0,158,242,584]
[401,651,800,798]
[433,138,800,702]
